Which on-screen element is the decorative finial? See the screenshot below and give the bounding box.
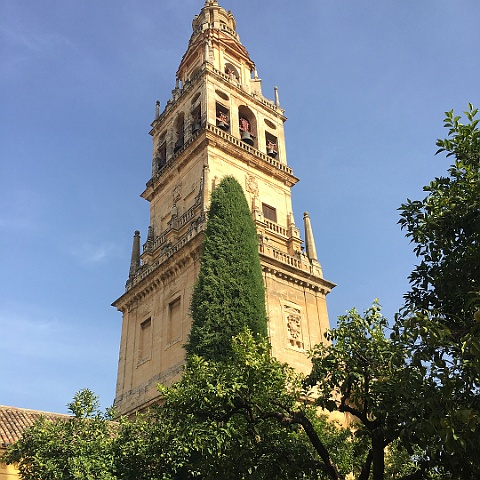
[303,212,318,262]
[274,86,280,108]
[155,100,160,119]
[129,230,141,278]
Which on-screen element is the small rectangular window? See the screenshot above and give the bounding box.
[138,318,152,363]
[167,297,182,345]
[262,203,277,223]
[157,142,167,167]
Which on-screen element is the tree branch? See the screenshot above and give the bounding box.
[260,409,345,480]
[398,468,427,480]
[358,450,373,480]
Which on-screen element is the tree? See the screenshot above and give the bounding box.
[186,176,268,361]
[152,323,444,480]
[396,105,480,478]
[399,103,480,327]
[307,302,435,480]
[140,329,361,479]
[2,389,116,480]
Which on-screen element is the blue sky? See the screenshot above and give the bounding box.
[1,0,479,414]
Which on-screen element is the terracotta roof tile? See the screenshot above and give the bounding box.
[0,405,71,447]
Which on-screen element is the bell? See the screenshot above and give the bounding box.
[241,130,254,146]
[174,139,183,153]
[267,148,277,158]
[192,122,200,133]
[217,120,228,130]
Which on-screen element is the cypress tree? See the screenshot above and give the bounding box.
[186,176,268,361]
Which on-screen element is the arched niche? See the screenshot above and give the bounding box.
[216,102,230,132]
[174,113,185,153]
[225,62,240,82]
[238,105,257,148]
[154,132,167,173]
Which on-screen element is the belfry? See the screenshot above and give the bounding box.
[113,0,335,416]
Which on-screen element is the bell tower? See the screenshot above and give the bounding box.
[113,0,335,417]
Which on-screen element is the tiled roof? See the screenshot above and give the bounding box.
[0,405,71,448]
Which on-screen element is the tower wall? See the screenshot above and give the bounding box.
[113,1,334,417]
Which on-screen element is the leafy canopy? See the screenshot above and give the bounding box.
[399,103,480,327]
[2,389,116,480]
[308,302,431,480]
[395,104,480,478]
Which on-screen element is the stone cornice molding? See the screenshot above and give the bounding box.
[113,236,203,313]
[261,260,336,296]
[204,124,298,186]
[113,361,184,416]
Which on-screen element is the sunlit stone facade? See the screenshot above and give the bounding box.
[113,0,335,417]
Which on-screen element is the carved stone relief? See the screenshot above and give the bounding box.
[246,174,261,216]
[284,305,304,349]
[245,174,259,197]
[173,183,182,203]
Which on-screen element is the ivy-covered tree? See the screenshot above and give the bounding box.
[186,176,268,361]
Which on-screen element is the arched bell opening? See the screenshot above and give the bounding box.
[265,132,278,158]
[174,113,185,153]
[191,105,201,134]
[225,62,240,82]
[155,140,167,173]
[190,65,201,82]
[216,103,230,131]
[238,106,257,147]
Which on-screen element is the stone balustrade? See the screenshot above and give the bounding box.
[264,219,288,237]
[130,226,317,292]
[205,123,293,175]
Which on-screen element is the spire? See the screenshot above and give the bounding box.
[274,86,280,107]
[129,230,141,277]
[303,212,318,262]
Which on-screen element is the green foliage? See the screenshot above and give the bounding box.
[308,303,434,480]
[2,389,116,480]
[113,407,193,480]
[399,103,480,327]
[105,330,363,480]
[67,388,108,418]
[395,105,480,478]
[186,176,268,361]
[156,329,360,479]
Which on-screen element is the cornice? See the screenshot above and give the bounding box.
[112,235,203,312]
[260,255,336,296]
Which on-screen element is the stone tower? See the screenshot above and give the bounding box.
[113,0,335,417]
